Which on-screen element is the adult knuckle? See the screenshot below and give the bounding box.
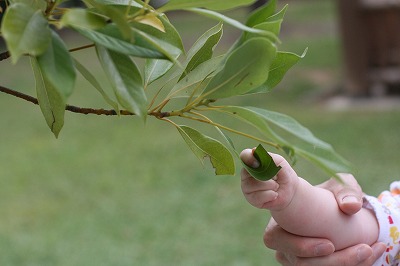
[296,242,314,257]
[292,258,308,266]
[338,256,358,266]
[359,258,376,266]
[275,252,286,263]
[263,231,275,249]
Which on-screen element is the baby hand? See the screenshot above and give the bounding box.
[240,148,300,211]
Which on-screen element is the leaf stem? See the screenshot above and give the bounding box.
[185,72,213,106]
[188,110,212,121]
[159,117,180,128]
[147,85,164,110]
[69,44,96,53]
[149,97,170,114]
[180,113,280,149]
[44,0,57,17]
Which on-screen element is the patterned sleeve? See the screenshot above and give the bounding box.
[363,181,400,266]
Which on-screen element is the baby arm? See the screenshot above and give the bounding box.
[240,149,379,251]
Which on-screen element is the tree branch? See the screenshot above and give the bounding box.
[0,85,135,116]
[0,43,94,62]
[0,85,39,105]
[0,51,10,61]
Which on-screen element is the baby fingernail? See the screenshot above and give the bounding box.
[251,160,260,168]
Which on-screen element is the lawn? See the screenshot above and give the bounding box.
[1,0,400,265]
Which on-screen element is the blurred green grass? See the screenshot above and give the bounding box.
[1,0,400,265]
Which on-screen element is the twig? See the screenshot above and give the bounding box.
[0,43,94,63]
[0,85,38,105]
[69,44,95,53]
[0,85,134,116]
[0,51,10,61]
[180,113,281,149]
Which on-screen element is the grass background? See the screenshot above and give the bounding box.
[1,0,400,265]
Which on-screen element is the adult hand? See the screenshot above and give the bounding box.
[263,174,386,266]
[266,217,386,266]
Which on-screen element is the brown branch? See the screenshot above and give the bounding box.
[66,105,133,116]
[69,44,95,53]
[0,85,135,116]
[0,51,10,61]
[0,85,39,104]
[0,43,94,62]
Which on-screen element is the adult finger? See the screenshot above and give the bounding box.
[279,242,386,266]
[264,218,334,258]
[318,173,363,215]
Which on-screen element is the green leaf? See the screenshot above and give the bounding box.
[295,147,351,179]
[96,45,147,119]
[10,0,47,11]
[168,55,224,98]
[282,145,297,165]
[103,7,132,40]
[130,26,182,64]
[60,8,108,30]
[80,1,143,16]
[1,3,51,63]
[229,106,331,148]
[133,14,184,52]
[144,59,174,87]
[238,4,287,46]
[237,22,281,53]
[159,0,255,12]
[129,14,184,61]
[180,22,223,81]
[75,25,166,59]
[255,20,283,38]
[29,30,76,137]
[201,38,276,99]
[246,49,307,94]
[242,144,281,181]
[135,13,165,32]
[74,59,120,112]
[214,126,237,155]
[36,31,76,100]
[177,125,235,175]
[266,4,288,23]
[94,0,142,7]
[30,57,66,138]
[77,22,181,62]
[245,0,276,27]
[185,8,278,42]
[85,0,132,39]
[220,106,351,175]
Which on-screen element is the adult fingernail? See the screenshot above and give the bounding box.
[357,246,372,262]
[342,195,360,204]
[372,243,386,257]
[314,243,334,256]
